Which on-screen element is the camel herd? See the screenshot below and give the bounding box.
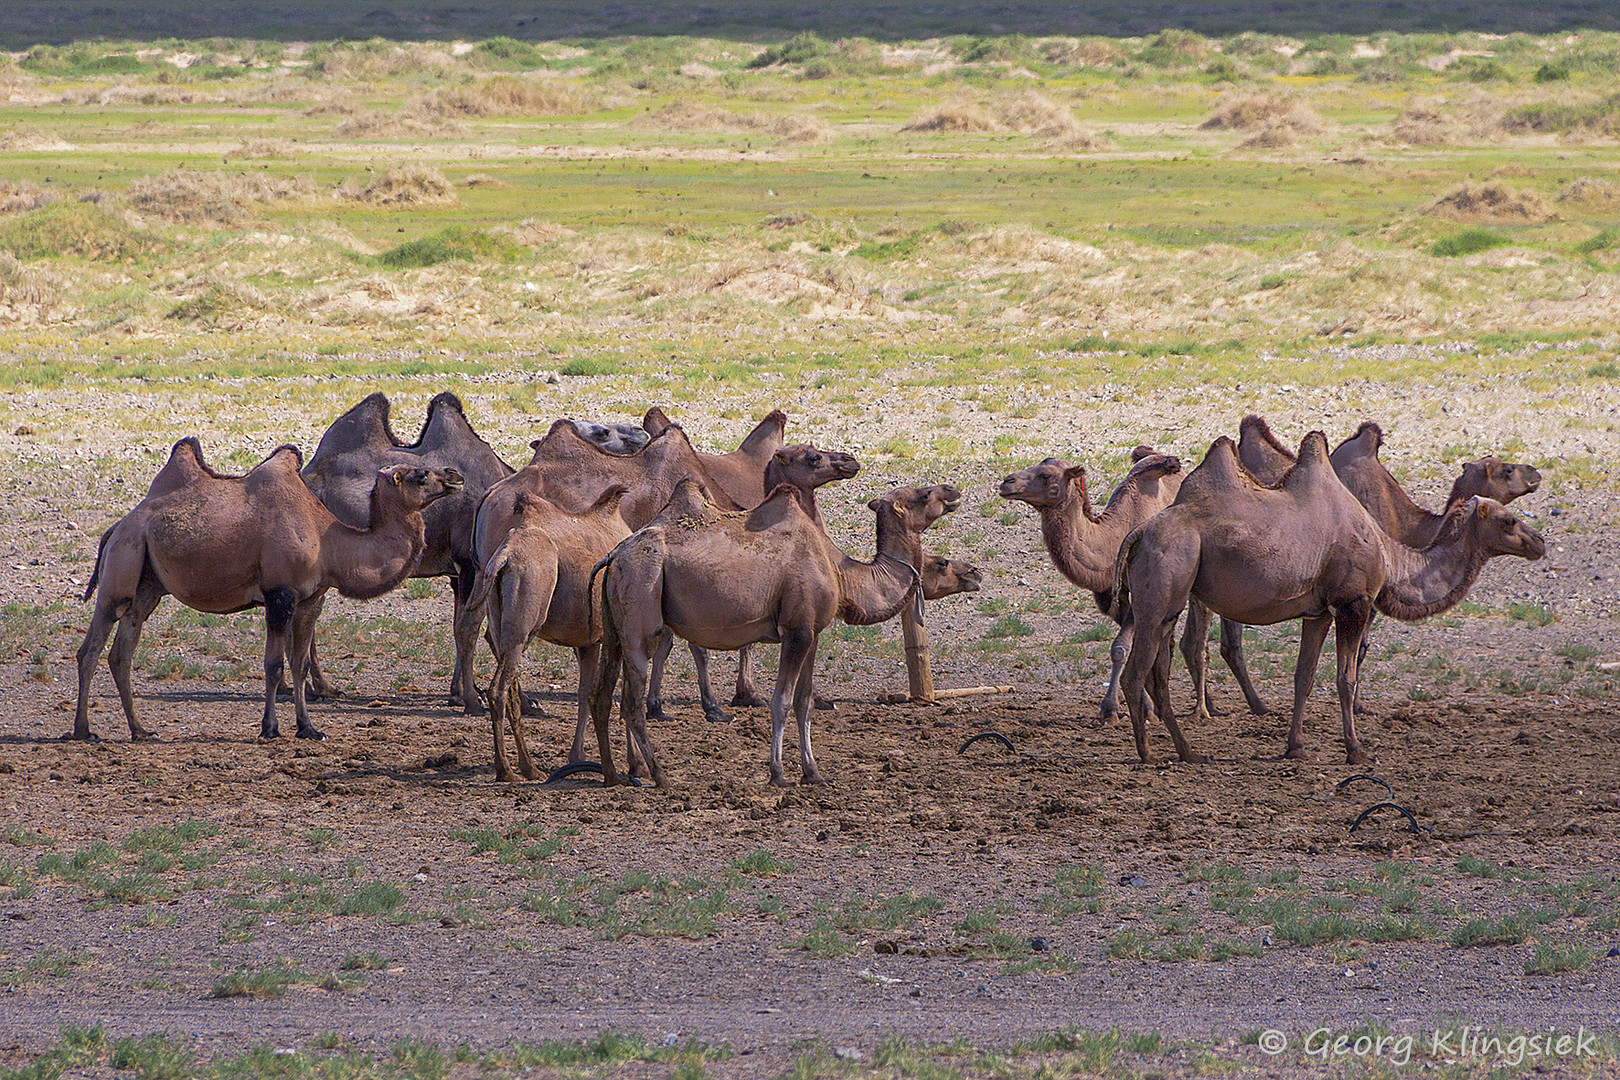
[71,394,1547,787]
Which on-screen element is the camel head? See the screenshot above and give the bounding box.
[771,444,860,489]
[921,554,983,600]
[868,484,962,535]
[1453,457,1541,507]
[641,406,674,437]
[1453,497,1546,561]
[570,419,651,456]
[998,458,1085,508]
[377,465,464,510]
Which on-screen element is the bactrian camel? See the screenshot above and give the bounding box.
[470,485,631,783]
[999,450,1266,723]
[75,438,462,741]
[301,392,510,704]
[474,443,860,782]
[590,479,961,787]
[1114,431,1544,766]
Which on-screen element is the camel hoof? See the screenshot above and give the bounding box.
[799,774,827,787]
[519,693,545,718]
[770,775,792,788]
[1179,752,1212,765]
[62,730,99,742]
[703,706,735,724]
[1281,746,1314,762]
[131,729,159,742]
[729,692,766,708]
[813,695,835,712]
[1346,749,1377,766]
[646,701,674,723]
[1089,713,1116,729]
[295,727,326,741]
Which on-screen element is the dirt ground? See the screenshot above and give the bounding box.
[1,380,1619,1076]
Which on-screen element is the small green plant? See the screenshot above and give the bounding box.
[1430,229,1509,257]
[209,962,305,999]
[985,615,1035,639]
[1524,942,1594,975]
[730,850,796,878]
[1451,908,1556,947]
[789,916,857,957]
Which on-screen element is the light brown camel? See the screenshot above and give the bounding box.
[645,443,862,722]
[589,479,962,787]
[472,443,861,781]
[921,554,983,599]
[1114,432,1544,765]
[75,438,462,741]
[998,451,1268,722]
[469,485,631,782]
[454,419,741,714]
[642,406,788,507]
[1218,414,1543,709]
[301,392,511,704]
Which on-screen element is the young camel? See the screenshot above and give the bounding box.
[590,479,962,788]
[474,444,861,781]
[470,485,631,782]
[1215,414,1543,709]
[998,451,1267,723]
[301,392,511,704]
[75,438,462,741]
[1114,432,1544,766]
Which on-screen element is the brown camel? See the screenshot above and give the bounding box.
[1218,414,1542,709]
[301,392,511,704]
[920,554,983,599]
[75,438,462,741]
[454,419,741,713]
[1114,432,1544,765]
[998,451,1267,722]
[642,406,788,508]
[645,443,862,722]
[469,485,631,782]
[589,479,962,787]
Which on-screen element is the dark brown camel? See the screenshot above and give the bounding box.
[76,438,461,741]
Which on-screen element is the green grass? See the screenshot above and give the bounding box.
[1429,229,1510,258]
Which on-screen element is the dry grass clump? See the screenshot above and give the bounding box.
[332,110,468,139]
[1388,96,1501,146]
[0,250,62,310]
[768,113,832,144]
[496,219,576,247]
[1236,122,1299,149]
[1200,93,1322,133]
[305,40,456,80]
[638,100,748,132]
[338,165,459,208]
[414,76,593,118]
[129,170,318,224]
[1424,181,1553,222]
[0,129,75,151]
[1559,176,1620,205]
[1042,37,1127,67]
[231,138,296,159]
[903,91,1080,138]
[0,180,57,213]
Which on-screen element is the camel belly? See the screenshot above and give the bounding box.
[663,611,781,651]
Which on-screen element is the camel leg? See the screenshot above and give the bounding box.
[1334,601,1376,766]
[104,577,164,741]
[259,587,297,739]
[486,630,523,784]
[769,627,816,787]
[645,627,675,722]
[1283,614,1334,761]
[446,565,472,707]
[1351,611,1377,715]
[73,608,118,741]
[588,612,623,787]
[454,567,488,717]
[1180,602,1216,720]
[286,595,325,740]
[1099,616,1130,726]
[730,643,767,708]
[570,644,601,766]
[1150,618,1207,764]
[1219,617,1268,716]
[792,637,823,786]
[690,645,733,724]
[618,635,665,788]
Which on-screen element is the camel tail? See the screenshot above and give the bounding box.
[82,527,116,602]
[465,548,509,616]
[1109,522,1149,622]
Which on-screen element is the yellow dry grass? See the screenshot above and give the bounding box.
[128,170,319,224]
[1423,180,1553,222]
[414,76,594,117]
[1201,92,1322,133]
[336,164,459,207]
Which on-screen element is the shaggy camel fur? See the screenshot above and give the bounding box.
[454,419,738,714]
[590,480,961,787]
[642,406,788,508]
[1114,432,1544,765]
[570,419,649,456]
[301,392,510,703]
[998,451,1266,722]
[470,486,631,782]
[76,438,461,741]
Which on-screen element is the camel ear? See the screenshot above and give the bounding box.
[774,450,791,466]
[1063,466,1085,481]
[1471,496,1487,518]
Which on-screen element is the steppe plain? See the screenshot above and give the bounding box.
[1,24,1620,1079]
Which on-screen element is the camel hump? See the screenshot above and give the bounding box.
[1129,444,1158,462]
[588,483,631,514]
[1126,451,1181,482]
[417,391,471,448]
[642,406,673,436]
[350,392,400,442]
[146,436,221,496]
[1285,431,1333,482]
[1330,420,1384,467]
[738,409,789,453]
[746,482,810,530]
[663,477,717,519]
[1239,414,1292,456]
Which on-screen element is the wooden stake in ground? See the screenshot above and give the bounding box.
[901,598,934,703]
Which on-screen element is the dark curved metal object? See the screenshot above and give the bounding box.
[1349,801,1429,836]
[542,761,644,787]
[1336,773,1393,799]
[958,731,1016,755]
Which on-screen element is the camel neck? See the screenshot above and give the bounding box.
[837,513,921,626]
[1038,489,1118,593]
[1374,521,1493,621]
[330,493,428,600]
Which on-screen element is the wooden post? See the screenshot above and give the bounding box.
[901,601,934,704]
